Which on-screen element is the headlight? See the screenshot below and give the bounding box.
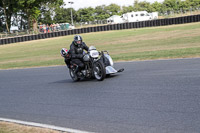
[90,50,99,58]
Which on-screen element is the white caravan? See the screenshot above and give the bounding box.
[122,11,158,22]
[107,15,124,24]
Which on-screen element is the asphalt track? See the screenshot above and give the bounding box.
[0,58,200,133]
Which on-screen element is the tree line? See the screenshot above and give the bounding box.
[0,0,63,32]
[1,0,200,32]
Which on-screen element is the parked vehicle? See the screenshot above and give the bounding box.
[107,11,158,24]
[10,26,19,33]
[122,11,158,22]
[149,12,158,19]
[107,15,124,24]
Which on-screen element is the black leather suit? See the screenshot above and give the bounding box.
[65,41,89,69]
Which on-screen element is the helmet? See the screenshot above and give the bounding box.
[60,48,69,57]
[74,35,82,46]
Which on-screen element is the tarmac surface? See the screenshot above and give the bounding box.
[0,58,200,133]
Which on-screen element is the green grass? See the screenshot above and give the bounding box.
[0,22,200,69]
[113,47,200,61]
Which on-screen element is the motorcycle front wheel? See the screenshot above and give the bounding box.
[93,61,106,81]
[69,69,80,82]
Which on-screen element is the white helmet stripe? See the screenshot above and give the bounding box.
[77,35,80,40]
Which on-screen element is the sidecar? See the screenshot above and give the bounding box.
[101,51,124,75]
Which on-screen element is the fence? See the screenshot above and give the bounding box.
[160,7,200,18]
[1,14,200,45]
[0,30,35,39]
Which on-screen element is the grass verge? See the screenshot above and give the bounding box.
[0,121,68,133]
[0,22,200,69]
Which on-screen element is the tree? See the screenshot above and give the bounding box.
[39,5,55,25]
[188,0,200,9]
[122,6,134,14]
[105,4,121,16]
[151,1,163,12]
[54,7,77,23]
[133,0,140,11]
[77,7,95,22]
[0,0,19,32]
[17,0,64,32]
[163,0,181,11]
[94,5,110,20]
[38,1,64,25]
[134,1,152,12]
[179,0,191,12]
[0,6,6,32]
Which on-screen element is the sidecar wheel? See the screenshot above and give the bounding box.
[93,61,106,81]
[69,69,80,82]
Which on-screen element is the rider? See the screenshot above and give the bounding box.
[69,35,89,73]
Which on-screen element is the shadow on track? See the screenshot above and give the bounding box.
[51,75,118,84]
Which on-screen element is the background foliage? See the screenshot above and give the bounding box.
[0,0,200,32]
